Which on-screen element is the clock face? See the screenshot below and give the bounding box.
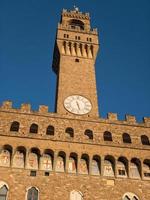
[64,95,92,115]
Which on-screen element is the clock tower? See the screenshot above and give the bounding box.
[52,8,99,117]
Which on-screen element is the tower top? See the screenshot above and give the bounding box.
[59,8,97,34]
[62,8,90,20]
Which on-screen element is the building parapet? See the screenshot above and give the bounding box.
[0,101,150,127]
[62,8,90,20]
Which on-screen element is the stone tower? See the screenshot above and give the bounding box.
[53,8,99,117]
[0,7,150,200]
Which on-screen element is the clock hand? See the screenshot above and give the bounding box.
[76,101,80,110]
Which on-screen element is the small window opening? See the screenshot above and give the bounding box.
[46,125,54,135]
[64,34,69,38]
[118,169,126,175]
[30,124,38,134]
[144,172,150,177]
[44,172,50,176]
[10,121,19,132]
[30,170,36,177]
[122,133,131,143]
[141,135,149,145]
[75,58,79,62]
[65,127,74,137]
[103,131,112,141]
[84,129,93,140]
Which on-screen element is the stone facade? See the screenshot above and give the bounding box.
[0,8,150,200]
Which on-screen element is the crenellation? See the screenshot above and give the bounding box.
[2,100,12,109]
[62,9,90,20]
[20,103,31,113]
[143,117,150,125]
[39,105,48,113]
[107,113,118,121]
[0,101,150,128]
[125,115,136,123]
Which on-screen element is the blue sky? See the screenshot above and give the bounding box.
[0,0,150,121]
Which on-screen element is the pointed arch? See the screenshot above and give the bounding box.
[70,190,83,200]
[122,192,140,200]
[26,187,39,200]
[0,181,9,200]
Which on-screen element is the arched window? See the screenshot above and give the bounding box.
[103,156,115,177]
[40,149,54,171]
[79,154,89,174]
[141,135,149,145]
[46,125,54,135]
[27,187,38,200]
[66,127,74,137]
[30,124,38,134]
[0,184,8,200]
[27,148,40,170]
[55,152,66,172]
[0,145,12,167]
[69,19,84,30]
[103,131,112,141]
[91,155,100,175]
[117,157,128,177]
[40,154,53,171]
[143,159,150,178]
[84,129,93,140]
[10,121,19,132]
[12,146,26,168]
[70,190,83,200]
[122,133,131,143]
[68,153,77,173]
[130,158,141,178]
[122,192,139,200]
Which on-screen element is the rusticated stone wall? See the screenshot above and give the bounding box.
[0,102,150,200]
